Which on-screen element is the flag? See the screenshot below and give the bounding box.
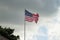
[25,10,39,23]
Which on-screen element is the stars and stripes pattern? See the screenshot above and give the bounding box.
[25,10,39,23]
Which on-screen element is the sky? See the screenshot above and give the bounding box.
[0,0,60,40]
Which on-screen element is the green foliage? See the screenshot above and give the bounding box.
[4,27,14,35]
[0,26,19,40]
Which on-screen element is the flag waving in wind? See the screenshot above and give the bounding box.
[25,9,39,23]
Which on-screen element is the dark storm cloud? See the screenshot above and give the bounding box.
[0,0,60,24]
[0,0,24,25]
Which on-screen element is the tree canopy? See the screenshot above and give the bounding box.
[0,26,19,40]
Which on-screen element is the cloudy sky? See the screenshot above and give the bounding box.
[0,0,60,40]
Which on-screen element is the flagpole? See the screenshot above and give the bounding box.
[24,10,26,40]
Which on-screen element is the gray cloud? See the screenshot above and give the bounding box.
[0,0,60,25]
[0,0,24,25]
[24,0,60,16]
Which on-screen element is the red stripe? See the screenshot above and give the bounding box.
[25,13,39,23]
[25,16,33,22]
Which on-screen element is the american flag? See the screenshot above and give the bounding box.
[25,10,39,23]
